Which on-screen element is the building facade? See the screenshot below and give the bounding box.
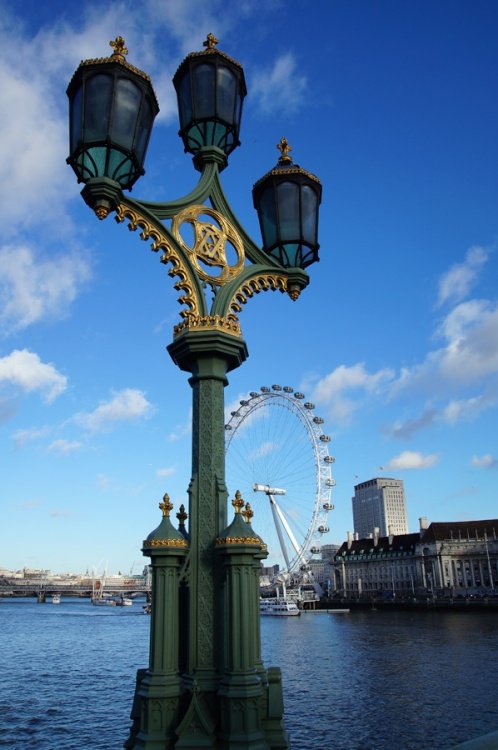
[333,518,498,599]
[352,477,408,538]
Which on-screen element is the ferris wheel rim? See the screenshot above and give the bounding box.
[224,385,335,578]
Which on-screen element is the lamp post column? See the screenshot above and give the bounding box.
[168,330,248,724]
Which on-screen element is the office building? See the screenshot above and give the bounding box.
[352,477,408,538]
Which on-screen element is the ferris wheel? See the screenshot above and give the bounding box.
[224,385,335,580]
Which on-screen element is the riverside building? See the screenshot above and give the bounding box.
[352,477,408,538]
[333,517,498,598]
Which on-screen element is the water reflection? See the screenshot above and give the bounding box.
[261,611,498,750]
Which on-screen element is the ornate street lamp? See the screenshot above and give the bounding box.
[67,36,159,217]
[253,137,322,269]
[67,35,323,750]
[173,32,246,169]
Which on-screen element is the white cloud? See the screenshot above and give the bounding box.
[13,425,52,446]
[437,245,488,307]
[47,439,83,455]
[384,393,496,439]
[249,441,277,460]
[311,363,395,423]
[156,466,175,477]
[75,388,153,432]
[471,454,498,469]
[385,450,440,470]
[0,397,18,425]
[393,301,498,397]
[440,396,488,424]
[168,417,192,441]
[437,303,498,385]
[0,244,92,333]
[144,0,229,56]
[0,56,71,231]
[251,53,308,115]
[0,349,67,402]
[383,409,438,439]
[50,508,73,518]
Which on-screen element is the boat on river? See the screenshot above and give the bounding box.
[116,596,133,606]
[260,596,300,616]
[91,595,117,606]
[51,593,61,604]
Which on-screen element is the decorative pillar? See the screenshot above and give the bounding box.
[126,494,188,749]
[215,492,289,750]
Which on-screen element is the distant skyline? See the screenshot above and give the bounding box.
[1,0,498,574]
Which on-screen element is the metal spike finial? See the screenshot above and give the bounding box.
[277,137,292,164]
[110,36,128,60]
[203,33,219,51]
[232,490,245,514]
[159,493,173,518]
[177,504,188,528]
[242,502,254,524]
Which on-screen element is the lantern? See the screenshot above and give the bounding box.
[173,34,246,164]
[253,138,322,269]
[67,37,159,191]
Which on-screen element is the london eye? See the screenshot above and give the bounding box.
[225,385,335,581]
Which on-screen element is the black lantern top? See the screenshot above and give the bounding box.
[66,37,159,191]
[173,34,247,166]
[252,138,322,269]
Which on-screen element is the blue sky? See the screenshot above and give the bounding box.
[1,0,497,574]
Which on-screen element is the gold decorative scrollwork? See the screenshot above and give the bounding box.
[172,205,245,285]
[173,314,241,338]
[215,537,267,549]
[115,203,200,319]
[143,538,189,548]
[226,273,292,316]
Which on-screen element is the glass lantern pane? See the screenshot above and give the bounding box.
[135,96,153,163]
[78,146,107,179]
[194,63,215,118]
[178,73,192,128]
[85,74,113,141]
[282,242,300,267]
[277,181,300,241]
[70,85,83,151]
[112,78,141,150]
[217,66,236,123]
[301,185,318,244]
[213,122,229,150]
[109,148,134,186]
[259,187,277,249]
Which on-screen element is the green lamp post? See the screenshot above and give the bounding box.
[67,34,322,750]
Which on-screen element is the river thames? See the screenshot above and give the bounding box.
[1,599,497,749]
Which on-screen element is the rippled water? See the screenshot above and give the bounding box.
[1,599,497,749]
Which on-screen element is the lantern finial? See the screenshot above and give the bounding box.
[277,137,292,164]
[110,36,128,61]
[232,490,245,514]
[159,493,173,517]
[242,502,254,524]
[203,32,219,51]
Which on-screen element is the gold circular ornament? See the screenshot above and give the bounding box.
[171,205,245,284]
